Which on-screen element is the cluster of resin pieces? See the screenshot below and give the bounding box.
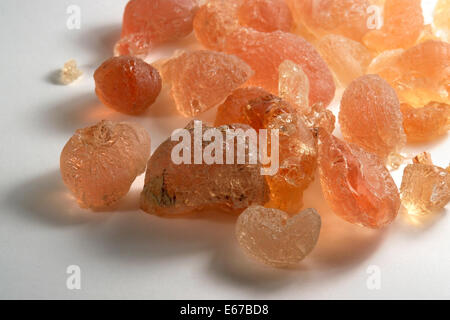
[58,0,450,268]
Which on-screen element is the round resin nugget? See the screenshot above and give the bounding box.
[401,163,450,216]
[226,30,336,108]
[115,0,199,56]
[433,0,450,42]
[160,50,254,117]
[287,0,372,42]
[401,102,450,142]
[339,74,406,159]
[237,0,293,33]
[316,34,373,87]
[60,120,151,210]
[94,56,162,115]
[317,129,400,229]
[140,121,270,216]
[236,206,321,268]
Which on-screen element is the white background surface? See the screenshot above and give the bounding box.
[0,0,449,299]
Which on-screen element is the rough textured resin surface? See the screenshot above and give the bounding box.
[236,206,321,267]
[227,30,336,108]
[140,122,269,216]
[237,0,293,33]
[339,74,406,159]
[401,102,450,142]
[318,129,400,228]
[60,120,150,210]
[115,0,199,56]
[401,162,450,216]
[368,40,450,107]
[287,0,372,41]
[363,0,424,52]
[316,34,373,86]
[94,56,162,115]
[60,59,83,85]
[433,0,450,42]
[215,94,317,214]
[160,50,253,117]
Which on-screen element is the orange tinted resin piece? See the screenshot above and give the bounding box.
[94,56,162,115]
[160,50,254,117]
[363,0,424,52]
[433,0,450,42]
[401,162,450,215]
[287,0,372,42]
[318,129,400,228]
[339,74,406,159]
[369,41,450,107]
[226,30,336,108]
[140,122,269,216]
[237,0,293,33]
[316,34,373,86]
[400,102,450,142]
[236,206,321,267]
[60,120,151,210]
[115,0,199,56]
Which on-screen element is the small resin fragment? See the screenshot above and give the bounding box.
[140,121,269,216]
[94,56,162,115]
[302,103,336,133]
[339,74,406,159]
[400,102,450,142]
[236,206,321,268]
[368,40,450,107]
[287,0,372,42]
[363,0,424,52]
[317,129,400,228]
[413,152,433,165]
[160,50,253,117]
[115,0,199,56]
[60,120,151,210]
[401,160,450,216]
[278,60,309,114]
[60,59,82,85]
[315,34,373,86]
[237,0,293,33]
[433,0,450,42]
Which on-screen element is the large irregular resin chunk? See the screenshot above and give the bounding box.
[140,122,269,216]
[94,56,162,115]
[287,0,372,42]
[278,60,335,132]
[401,159,450,216]
[315,34,373,86]
[433,0,450,42]
[237,0,293,33]
[60,120,151,210]
[236,206,321,267]
[369,40,450,107]
[114,0,199,56]
[60,59,83,85]
[227,30,336,108]
[216,94,317,214]
[363,0,424,52]
[339,74,406,159]
[317,129,400,228]
[401,102,450,142]
[160,50,253,117]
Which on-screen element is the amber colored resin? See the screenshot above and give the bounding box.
[140,122,269,216]
[115,0,199,56]
[94,56,162,115]
[401,161,450,216]
[236,206,321,267]
[60,59,82,85]
[363,0,424,52]
[401,102,450,142]
[339,74,406,159]
[433,0,450,42]
[160,50,254,117]
[238,0,293,33]
[317,129,400,228]
[60,120,151,210]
